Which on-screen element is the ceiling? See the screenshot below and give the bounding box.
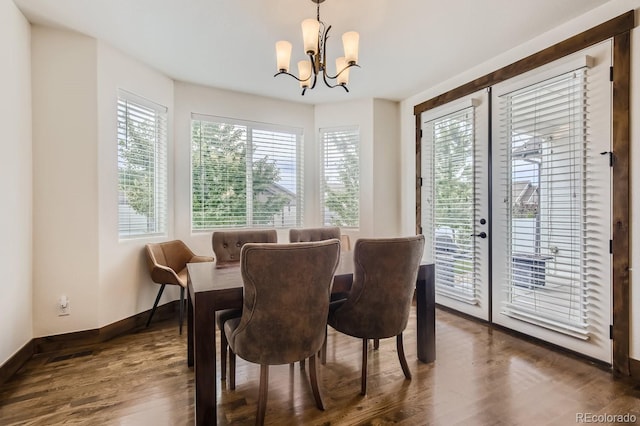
[14,0,611,105]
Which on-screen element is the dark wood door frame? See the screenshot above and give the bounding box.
[414,10,635,376]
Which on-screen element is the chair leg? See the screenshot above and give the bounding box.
[179,286,185,335]
[146,284,166,328]
[309,355,325,410]
[374,338,380,350]
[229,349,236,390]
[397,333,412,380]
[256,365,269,426]
[220,327,228,381]
[361,338,368,396]
[321,325,327,365]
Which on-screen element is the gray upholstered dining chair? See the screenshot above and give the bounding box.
[211,229,278,382]
[289,225,348,330]
[289,226,352,251]
[224,240,340,425]
[144,240,214,334]
[289,226,340,243]
[326,235,425,395]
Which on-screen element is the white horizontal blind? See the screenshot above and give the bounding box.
[320,127,359,227]
[423,107,480,304]
[498,68,596,339]
[191,115,303,230]
[117,92,168,238]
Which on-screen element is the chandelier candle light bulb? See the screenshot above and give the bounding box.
[276,41,292,73]
[274,0,360,95]
[336,57,349,85]
[301,18,320,55]
[298,61,312,88]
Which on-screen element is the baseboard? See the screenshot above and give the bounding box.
[0,300,180,385]
[0,340,34,385]
[630,357,640,382]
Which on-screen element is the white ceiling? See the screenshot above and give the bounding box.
[14,0,611,105]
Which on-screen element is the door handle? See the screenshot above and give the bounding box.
[472,232,487,239]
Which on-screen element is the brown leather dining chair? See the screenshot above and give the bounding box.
[211,229,278,382]
[326,235,425,395]
[144,240,214,334]
[224,239,340,425]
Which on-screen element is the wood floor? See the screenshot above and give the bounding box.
[1,307,639,426]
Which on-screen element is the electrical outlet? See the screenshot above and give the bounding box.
[58,295,70,316]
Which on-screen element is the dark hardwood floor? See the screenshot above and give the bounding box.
[1,307,639,425]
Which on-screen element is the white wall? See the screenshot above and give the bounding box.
[399,0,640,360]
[173,82,315,251]
[315,99,401,240]
[31,26,100,337]
[0,0,32,365]
[372,99,400,237]
[96,42,175,327]
[30,27,176,335]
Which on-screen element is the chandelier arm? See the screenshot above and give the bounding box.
[321,24,331,73]
[321,70,349,91]
[324,62,361,81]
[308,53,318,77]
[274,70,308,82]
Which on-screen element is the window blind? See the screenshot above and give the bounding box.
[497,67,598,339]
[191,115,303,230]
[423,107,481,304]
[320,127,359,228]
[117,92,168,238]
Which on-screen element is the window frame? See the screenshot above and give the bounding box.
[117,90,168,240]
[319,125,360,228]
[190,114,304,231]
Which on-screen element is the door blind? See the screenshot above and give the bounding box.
[423,106,482,304]
[497,67,603,339]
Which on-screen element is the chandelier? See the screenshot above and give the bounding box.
[274,0,360,96]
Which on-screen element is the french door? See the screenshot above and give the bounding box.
[491,41,612,362]
[420,41,612,362]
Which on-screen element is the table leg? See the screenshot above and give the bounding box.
[188,291,194,367]
[194,298,217,425]
[416,263,435,363]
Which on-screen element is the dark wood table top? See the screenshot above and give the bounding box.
[188,250,355,296]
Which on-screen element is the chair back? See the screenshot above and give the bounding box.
[289,226,340,243]
[227,240,340,365]
[212,229,277,266]
[145,240,194,281]
[331,235,425,339]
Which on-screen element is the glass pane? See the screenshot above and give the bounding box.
[321,128,359,227]
[503,70,588,330]
[430,109,476,301]
[118,97,167,238]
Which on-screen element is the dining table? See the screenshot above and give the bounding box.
[187,251,435,426]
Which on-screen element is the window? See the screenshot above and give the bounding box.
[191,114,303,230]
[320,126,359,227]
[117,91,168,238]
